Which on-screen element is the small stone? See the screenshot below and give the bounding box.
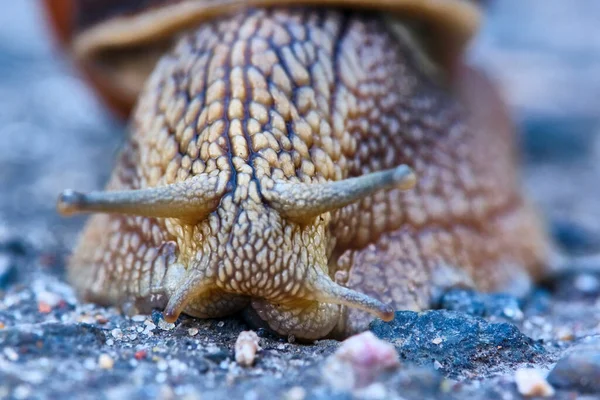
[188,328,199,336]
[36,291,62,308]
[287,334,296,344]
[216,321,225,328]
[548,351,600,393]
[156,372,168,383]
[134,350,147,360]
[284,386,306,400]
[323,331,400,390]
[432,337,443,345]
[3,347,19,361]
[131,315,147,322]
[77,314,96,324]
[13,385,31,400]
[83,358,96,370]
[515,368,555,397]
[157,359,169,371]
[574,273,600,294]
[555,326,574,341]
[158,319,175,331]
[235,330,261,367]
[158,384,175,400]
[95,314,108,324]
[37,302,52,314]
[143,321,157,335]
[98,354,114,370]
[106,339,114,346]
[433,360,443,370]
[111,328,123,339]
[355,382,388,400]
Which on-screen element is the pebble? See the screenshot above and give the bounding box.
[547,351,600,393]
[98,354,114,370]
[284,386,306,400]
[157,359,169,371]
[134,350,147,360]
[574,273,600,294]
[111,328,123,339]
[13,385,31,400]
[323,331,400,390]
[38,302,52,314]
[36,291,62,308]
[143,320,157,335]
[156,372,168,383]
[432,337,443,345]
[555,326,574,341]
[158,319,175,331]
[355,382,388,400]
[514,368,555,397]
[3,347,19,361]
[235,330,261,367]
[188,328,199,336]
[83,358,96,370]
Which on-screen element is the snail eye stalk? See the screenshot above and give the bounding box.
[264,165,417,223]
[57,173,227,223]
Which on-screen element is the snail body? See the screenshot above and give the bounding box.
[49,0,549,339]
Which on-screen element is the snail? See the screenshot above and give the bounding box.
[45,0,550,340]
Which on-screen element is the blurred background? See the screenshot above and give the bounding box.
[0,0,599,257]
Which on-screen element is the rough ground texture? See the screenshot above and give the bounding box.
[1,1,599,399]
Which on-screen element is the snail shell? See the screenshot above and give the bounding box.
[50,0,549,339]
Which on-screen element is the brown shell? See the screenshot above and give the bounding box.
[43,0,481,117]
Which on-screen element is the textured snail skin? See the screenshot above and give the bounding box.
[66,9,548,339]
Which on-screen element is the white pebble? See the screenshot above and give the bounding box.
[235,330,261,367]
[158,319,175,331]
[3,347,19,361]
[156,372,167,383]
[98,354,114,370]
[515,368,555,397]
[13,385,31,400]
[284,386,306,400]
[188,328,199,336]
[157,359,169,371]
[111,328,123,339]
